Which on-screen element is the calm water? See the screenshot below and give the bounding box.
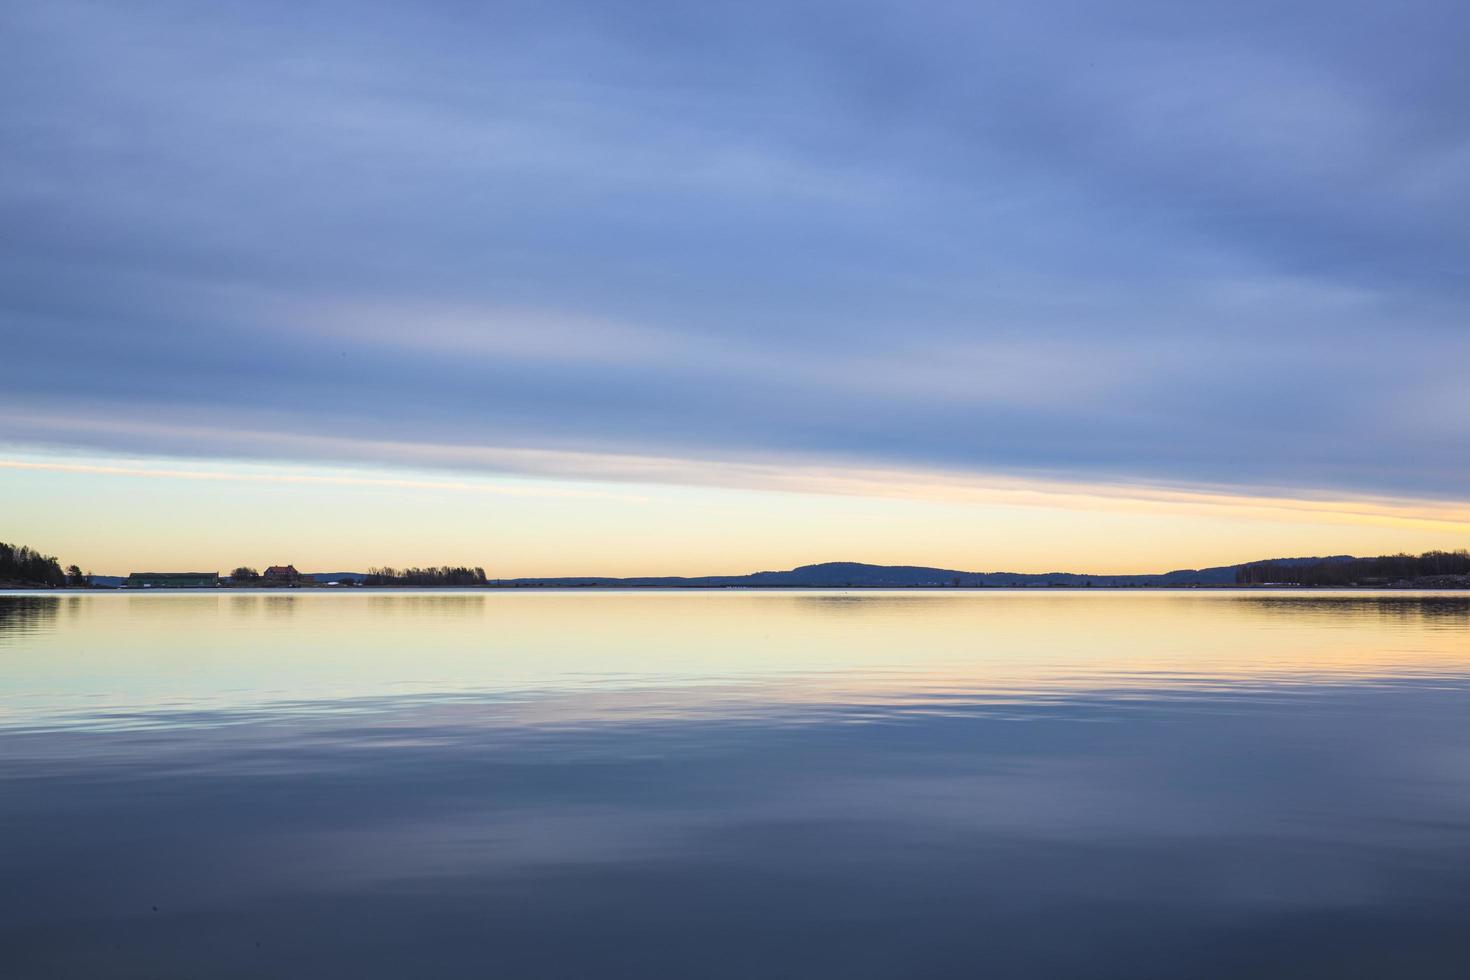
[4,590,1470,978]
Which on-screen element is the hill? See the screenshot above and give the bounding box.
[486,557,1358,589]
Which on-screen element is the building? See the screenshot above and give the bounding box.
[125,572,220,589]
[263,565,301,585]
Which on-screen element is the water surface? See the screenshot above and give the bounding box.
[4,590,1470,977]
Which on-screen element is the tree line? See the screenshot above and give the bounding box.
[363,566,488,586]
[0,542,90,587]
[1236,550,1470,586]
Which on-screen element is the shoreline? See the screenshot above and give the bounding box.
[5,584,1470,594]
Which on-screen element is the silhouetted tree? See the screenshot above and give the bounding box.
[231,567,260,582]
[363,565,489,587]
[65,564,89,586]
[1236,550,1470,586]
[0,542,66,586]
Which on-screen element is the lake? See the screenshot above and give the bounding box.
[4,590,1470,978]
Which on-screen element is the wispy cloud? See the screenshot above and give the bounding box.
[6,414,1469,534]
[0,456,648,502]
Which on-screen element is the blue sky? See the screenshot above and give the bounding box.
[2,1,1467,572]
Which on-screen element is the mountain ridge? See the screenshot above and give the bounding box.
[476,556,1358,588]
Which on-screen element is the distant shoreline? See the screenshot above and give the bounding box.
[7,552,1469,591]
[6,583,1470,593]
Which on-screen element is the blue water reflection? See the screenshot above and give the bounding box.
[3,591,1470,977]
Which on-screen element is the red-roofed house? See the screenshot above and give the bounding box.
[263,564,301,584]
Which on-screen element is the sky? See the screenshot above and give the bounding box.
[2,0,1468,575]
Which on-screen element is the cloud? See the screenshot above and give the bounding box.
[1,0,1466,505]
[6,417,1470,536]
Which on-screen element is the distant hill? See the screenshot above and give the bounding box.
[487,557,1358,589]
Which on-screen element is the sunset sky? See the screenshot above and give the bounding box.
[3,0,1468,575]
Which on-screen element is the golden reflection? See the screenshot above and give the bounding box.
[364,594,487,618]
[229,595,261,616]
[2,591,1468,730]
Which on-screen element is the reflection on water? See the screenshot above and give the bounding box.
[1252,593,1470,627]
[3,590,1470,978]
[0,595,60,638]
